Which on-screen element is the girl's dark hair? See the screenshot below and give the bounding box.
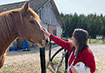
[72,28,89,57]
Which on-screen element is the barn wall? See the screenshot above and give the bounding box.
[38,2,60,26]
[38,2,62,37]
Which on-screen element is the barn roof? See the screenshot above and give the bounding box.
[0,0,64,27]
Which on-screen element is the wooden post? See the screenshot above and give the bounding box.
[64,38,68,72]
[65,50,68,72]
[89,36,91,44]
[49,39,52,60]
[40,48,46,73]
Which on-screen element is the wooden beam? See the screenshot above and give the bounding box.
[40,48,46,73]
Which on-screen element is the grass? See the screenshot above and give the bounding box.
[67,38,105,44]
[0,60,101,73]
[0,65,15,73]
[52,58,65,73]
[0,56,104,73]
[0,61,40,73]
[88,39,105,44]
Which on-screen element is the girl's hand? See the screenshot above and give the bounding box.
[71,66,76,73]
[41,27,51,36]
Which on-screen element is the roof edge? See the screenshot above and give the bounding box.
[50,0,64,27]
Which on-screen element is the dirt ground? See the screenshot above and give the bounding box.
[89,44,105,73]
[0,44,105,73]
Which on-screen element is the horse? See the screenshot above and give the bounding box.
[0,1,48,68]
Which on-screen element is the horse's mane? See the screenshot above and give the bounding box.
[0,7,41,23]
[0,9,16,49]
[0,8,21,16]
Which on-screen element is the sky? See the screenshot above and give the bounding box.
[0,0,105,15]
[54,0,105,15]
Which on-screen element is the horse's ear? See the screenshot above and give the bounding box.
[21,1,30,15]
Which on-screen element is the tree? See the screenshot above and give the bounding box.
[61,13,105,38]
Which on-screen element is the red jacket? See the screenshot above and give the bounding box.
[50,34,96,73]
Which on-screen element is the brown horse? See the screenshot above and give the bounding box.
[0,1,48,68]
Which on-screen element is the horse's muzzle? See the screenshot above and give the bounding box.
[37,39,49,48]
[46,39,48,43]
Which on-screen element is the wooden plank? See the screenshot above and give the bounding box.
[40,48,46,73]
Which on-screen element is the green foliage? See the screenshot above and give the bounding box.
[61,13,105,38]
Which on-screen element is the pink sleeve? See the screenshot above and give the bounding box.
[49,34,72,51]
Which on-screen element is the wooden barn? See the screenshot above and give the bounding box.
[0,0,64,49]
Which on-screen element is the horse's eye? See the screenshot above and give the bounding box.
[29,20,35,24]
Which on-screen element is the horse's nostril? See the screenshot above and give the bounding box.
[46,40,48,43]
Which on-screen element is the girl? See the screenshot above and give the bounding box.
[42,28,96,73]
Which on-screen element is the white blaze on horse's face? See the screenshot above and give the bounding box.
[30,16,49,48]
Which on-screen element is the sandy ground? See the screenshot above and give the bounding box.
[89,44,105,73]
[0,44,105,73]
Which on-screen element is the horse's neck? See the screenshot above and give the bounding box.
[0,14,17,54]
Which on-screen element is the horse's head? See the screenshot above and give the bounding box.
[15,2,48,48]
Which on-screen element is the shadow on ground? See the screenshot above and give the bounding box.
[7,44,60,57]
